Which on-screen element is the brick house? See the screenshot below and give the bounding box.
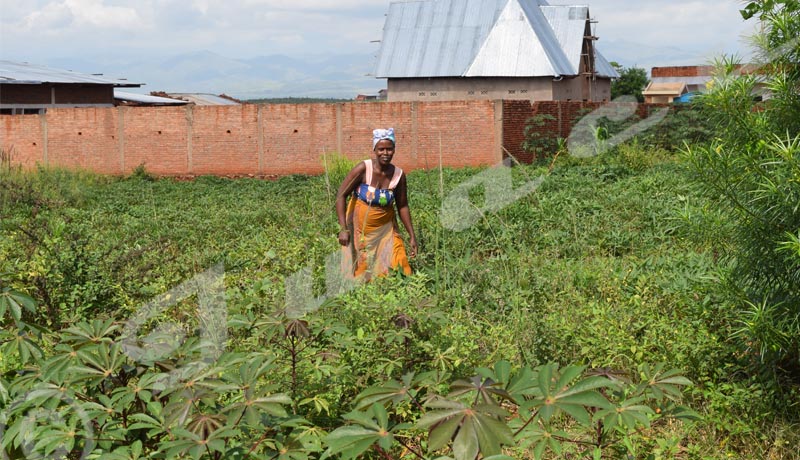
[374,0,618,102]
[0,60,141,115]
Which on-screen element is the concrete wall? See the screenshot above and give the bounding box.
[388,77,555,102]
[388,76,612,103]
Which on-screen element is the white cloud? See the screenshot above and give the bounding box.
[19,0,143,31]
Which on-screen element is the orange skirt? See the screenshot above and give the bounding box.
[342,198,411,280]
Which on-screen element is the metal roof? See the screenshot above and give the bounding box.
[375,0,619,78]
[643,82,688,96]
[166,93,240,106]
[0,60,142,87]
[114,90,189,105]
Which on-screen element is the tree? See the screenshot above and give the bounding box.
[610,62,649,102]
[686,0,800,382]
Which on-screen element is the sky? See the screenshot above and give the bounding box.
[0,0,762,94]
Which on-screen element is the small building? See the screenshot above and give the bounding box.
[642,81,689,103]
[650,65,713,94]
[374,0,618,102]
[0,60,142,114]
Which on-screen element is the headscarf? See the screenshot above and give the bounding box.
[372,128,396,150]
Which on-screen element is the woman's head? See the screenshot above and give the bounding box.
[372,128,395,151]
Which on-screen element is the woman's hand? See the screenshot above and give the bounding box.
[338,229,351,246]
[408,236,418,258]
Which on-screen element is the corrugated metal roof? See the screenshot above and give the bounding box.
[166,93,240,106]
[0,60,142,87]
[114,90,189,105]
[375,0,618,78]
[593,48,618,78]
[643,82,688,96]
[467,0,562,77]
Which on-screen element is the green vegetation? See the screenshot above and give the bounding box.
[2,134,799,458]
[610,63,649,103]
[2,7,799,456]
[686,0,800,389]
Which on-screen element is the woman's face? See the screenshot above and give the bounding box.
[373,139,395,166]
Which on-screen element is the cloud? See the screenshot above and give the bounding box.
[240,0,389,10]
[20,0,143,31]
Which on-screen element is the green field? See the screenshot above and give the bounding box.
[2,144,798,459]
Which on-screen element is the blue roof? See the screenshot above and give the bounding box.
[375,0,619,79]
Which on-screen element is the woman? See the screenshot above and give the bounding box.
[336,128,418,280]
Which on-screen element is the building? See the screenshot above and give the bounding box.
[649,65,714,94]
[374,0,618,102]
[642,81,689,104]
[0,60,142,114]
[646,64,771,103]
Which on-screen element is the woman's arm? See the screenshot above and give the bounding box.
[335,162,366,246]
[394,174,418,257]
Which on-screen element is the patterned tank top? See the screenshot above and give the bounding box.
[355,159,403,207]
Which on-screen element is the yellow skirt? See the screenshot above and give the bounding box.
[342,198,411,280]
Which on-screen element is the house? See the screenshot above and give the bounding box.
[647,64,771,103]
[649,65,714,94]
[0,60,142,114]
[642,81,689,103]
[374,0,619,102]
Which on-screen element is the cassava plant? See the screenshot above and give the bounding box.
[323,360,698,460]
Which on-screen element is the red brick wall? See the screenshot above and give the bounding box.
[47,108,120,174]
[0,114,44,167]
[124,106,188,175]
[263,103,339,176]
[651,66,715,77]
[501,100,670,162]
[1,101,500,177]
[2,100,667,176]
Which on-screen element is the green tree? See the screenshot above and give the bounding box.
[686,0,800,381]
[610,62,649,102]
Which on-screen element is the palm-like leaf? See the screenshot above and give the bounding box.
[522,363,613,426]
[321,404,399,460]
[0,286,36,323]
[417,398,514,460]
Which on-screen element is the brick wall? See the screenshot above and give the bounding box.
[502,100,670,161]
[1,100,667,177]
[1,100,500,177]
[651,66,715,77]
[1,114,44,167]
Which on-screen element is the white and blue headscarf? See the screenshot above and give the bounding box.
[372,128,396,150]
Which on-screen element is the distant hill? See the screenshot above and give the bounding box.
[44,51,386,100]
